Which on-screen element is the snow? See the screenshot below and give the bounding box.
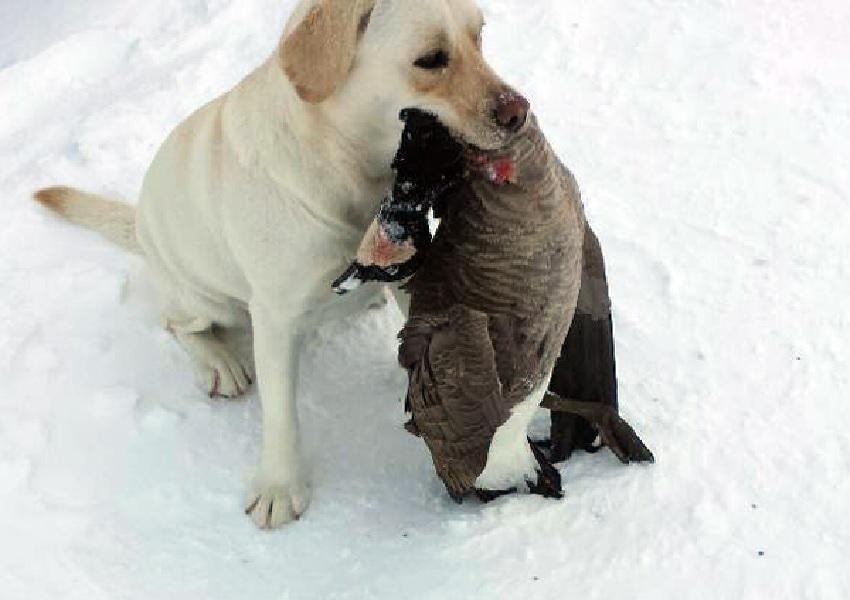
[2,0,849,598]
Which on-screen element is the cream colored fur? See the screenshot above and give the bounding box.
[34,187,141,254]
[34,0,522,528]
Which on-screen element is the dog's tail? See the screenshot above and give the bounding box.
[33,186,143,255]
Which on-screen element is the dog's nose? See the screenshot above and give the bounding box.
[494,91,530,132]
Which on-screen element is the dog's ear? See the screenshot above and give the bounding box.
[281,0,376,103]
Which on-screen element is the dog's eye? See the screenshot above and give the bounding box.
[414,49,450,70]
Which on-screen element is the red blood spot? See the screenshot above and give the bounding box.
[489,158,515,185]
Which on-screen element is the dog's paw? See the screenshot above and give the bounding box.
[244,473,311,529]
[200,348,254,399]
[177,328,255,399]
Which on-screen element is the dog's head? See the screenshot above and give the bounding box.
[281,0,529,160]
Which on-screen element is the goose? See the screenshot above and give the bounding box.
[337,108,653,501]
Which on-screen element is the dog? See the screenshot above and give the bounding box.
[33,0,530,529]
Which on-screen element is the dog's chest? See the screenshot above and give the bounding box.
[298,164,391,237]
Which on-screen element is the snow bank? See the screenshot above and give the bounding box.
[1,0,848,598]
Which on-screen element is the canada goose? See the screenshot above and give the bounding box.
[396,110,585,500]
[338,108,653,501]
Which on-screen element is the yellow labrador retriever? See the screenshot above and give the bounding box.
[34,0,529,528]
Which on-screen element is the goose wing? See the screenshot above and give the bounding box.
[548,225,620,462]
[399,305,507,500]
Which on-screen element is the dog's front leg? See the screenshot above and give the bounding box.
[244,303,310,528]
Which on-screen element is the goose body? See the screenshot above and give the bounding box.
[399,115,586,498]
[336,108,653,501]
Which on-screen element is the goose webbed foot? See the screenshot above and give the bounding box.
[596,410,655,465]
[527,438,564,499]
[542,393,655,465]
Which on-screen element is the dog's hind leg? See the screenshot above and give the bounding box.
[159,280,255,399]
[168,319,254,399]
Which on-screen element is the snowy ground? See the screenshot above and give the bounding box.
[2,0,849,598]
